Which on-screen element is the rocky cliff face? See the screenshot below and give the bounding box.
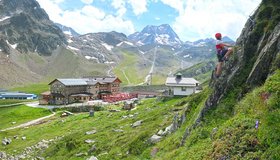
[205,0,280,113]
[179,1,280,147]
[0,0,66,55]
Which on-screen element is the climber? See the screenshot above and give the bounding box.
[214,33,233,77]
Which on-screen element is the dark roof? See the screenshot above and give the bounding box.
[49,77,121,86]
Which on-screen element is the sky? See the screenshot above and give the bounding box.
[36,0,262,41]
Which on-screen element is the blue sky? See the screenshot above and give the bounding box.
[36,0,262,41]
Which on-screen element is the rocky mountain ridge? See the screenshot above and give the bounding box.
[0,0,66,55]
[128,24,182,47]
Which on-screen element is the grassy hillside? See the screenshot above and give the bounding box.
[0,105,52,130]
[114,48,182,86]
[0,95,202,159]
[152,70,280,159]
[10,83,49,95]
[0,70,279,159]
[114,50,149,85]
[176,60,216,83]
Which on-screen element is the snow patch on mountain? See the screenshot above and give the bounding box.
[85,56,98,60]
[104,61,115,64]
[102,43,114,51]
[6,40,17,49]
[0,16,10,22]
[67,46,79,51]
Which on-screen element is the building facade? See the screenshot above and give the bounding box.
[43,77,121,105]
[165,74,199,96]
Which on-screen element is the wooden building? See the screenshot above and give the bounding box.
[41,77,121,105]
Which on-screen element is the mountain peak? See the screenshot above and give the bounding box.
[128,24,182,46]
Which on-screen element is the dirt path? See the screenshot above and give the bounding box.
[0,112,56,132]
[121,69,131,84]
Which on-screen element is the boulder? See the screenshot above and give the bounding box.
[0,151,7,159]
[87,156,98,160]
[85,139,95,144]
[113,129,124,133]
[157,130,164,136]
[131,120,143,128]
[85,130,97,135]
[88,145,97,153]
[149,135,162,144]
[22,137,27,140]
[2,137,12,145]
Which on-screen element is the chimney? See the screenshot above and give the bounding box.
[175,73,182,80]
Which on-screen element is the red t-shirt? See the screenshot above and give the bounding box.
[216,40,223,52]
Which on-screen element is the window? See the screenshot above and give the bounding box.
[181,87,186,91]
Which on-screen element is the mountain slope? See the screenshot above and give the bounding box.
[0,0,66,55]
[128,24,182,46]
[153,0,280,159]
[55,23,80,37]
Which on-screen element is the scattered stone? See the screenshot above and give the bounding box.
[76,152,87,157]
[109,109,120,112]
[149,135,162,144]
[150,147,159,157]
[87,156,98,160]
[37,141,48,149]
[157,130,164,136]
[88,145,97,153]
[131,120,143,128]
[134,112,139,115]
[36,156,45,160]
[0,151,7,159]
[113,129,124,133]
[2,137,12,145]
[122,115,128,119]
[18,154,26,159]
[22,137,27,140]
[13,135,18,139]
[85,139,95,144]
[11,122,16,124]
[128,114,134,118]
[85,130,97,135]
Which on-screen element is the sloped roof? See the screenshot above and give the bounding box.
[165,77,199,87]
[49,77,120,86]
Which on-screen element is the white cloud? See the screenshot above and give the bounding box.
[128,0,148,16]
[111,0,147,17]
[160,0,185,15]
[37,0,135,35]
[81,0,93,4]
[167,0,262,41]
[111,0,127,17]
[155,17,160,20]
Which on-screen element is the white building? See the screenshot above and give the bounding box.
[165,73,200,96]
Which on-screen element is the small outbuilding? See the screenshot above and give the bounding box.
[0,92,37,100]
[165,73,200,96]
